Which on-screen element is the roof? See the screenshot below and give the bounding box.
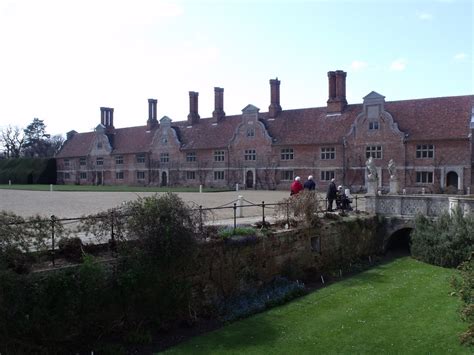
[56,95,474,158]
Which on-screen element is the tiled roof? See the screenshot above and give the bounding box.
[385,95,474,140]
[56,95,474,158]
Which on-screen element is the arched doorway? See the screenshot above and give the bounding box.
[246,170,254,189]
[446,171,458,190]
[161,171,168,187]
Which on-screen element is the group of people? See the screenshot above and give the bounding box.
[290,176,352,212]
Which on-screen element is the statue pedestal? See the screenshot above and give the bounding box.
[367,179,378,196]
[389,178,399,195]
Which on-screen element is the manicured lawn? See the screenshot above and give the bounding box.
[0,184,230,193]
[164,257,469,354]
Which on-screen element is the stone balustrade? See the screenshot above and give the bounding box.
[365,194,474,218]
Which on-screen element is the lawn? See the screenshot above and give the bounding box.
[0,184,231,193]
[164,257,469,354]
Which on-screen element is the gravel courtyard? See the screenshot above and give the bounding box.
[0,189,292,220]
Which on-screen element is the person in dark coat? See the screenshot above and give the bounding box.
[326,178,337,211]
[290,176,304,196]
[304,175,316,191]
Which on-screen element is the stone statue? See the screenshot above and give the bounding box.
[366,156,378,180]
[388,159,397,179]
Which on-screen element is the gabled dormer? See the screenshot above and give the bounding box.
[229,104,272,147]
[363,91,386,120]
[90,124,113,156]
[151,116,181,150]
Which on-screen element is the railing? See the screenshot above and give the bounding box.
[0,194,361,267]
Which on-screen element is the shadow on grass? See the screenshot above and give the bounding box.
[202,316,280,351]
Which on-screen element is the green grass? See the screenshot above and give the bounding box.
[164,257,470,354]
[0,184,231,193]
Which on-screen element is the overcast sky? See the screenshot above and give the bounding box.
[0,0,472,136]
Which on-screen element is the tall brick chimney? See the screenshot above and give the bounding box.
[327,70,347,113]
[147,98,158,130]
[99,107,115,147]
[187,91,200,125]
[212,87,225,122]
[268,78,282,118]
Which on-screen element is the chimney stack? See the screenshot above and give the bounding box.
[147,99,158,130]
[187,91,200,125]
[212,87,225,122]
[268,78,282,118]
[99,107,115,147]
[327,70,347,113]
[100,107,115,128]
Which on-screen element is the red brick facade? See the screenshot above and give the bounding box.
[56,71,474,193]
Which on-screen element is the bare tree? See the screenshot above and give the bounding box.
[0,125,24,158]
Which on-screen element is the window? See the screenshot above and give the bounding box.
[64,172,70,179]
[96,157,104,166]
[321,147,335,160]
[115,155,123,165]
[280,170,294,181]
[244,149,256,161]
[160,153,169,163]
[79,157,86,166]
[320,170,335,181]
[80,172,87,180]
[186,152,196,162]
[116,171,124,180]
[97,142,102,149]
[136,171,145,180]
[281,148,294,160]
[247,127,255,137]
[416,144,434,158]
[214,171,225,180]
[416,171,433,184]
[136,154,146,164]
[186,171,196,180]
[214,150,225,162]
[64,159,70,168]
[369,121,379,130]
[366,146,382,159]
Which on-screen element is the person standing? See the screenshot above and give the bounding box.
[290,176,304,196]
[304,175,316,190]
[326,178,337,211]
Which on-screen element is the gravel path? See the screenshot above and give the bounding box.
[0,189,292,219]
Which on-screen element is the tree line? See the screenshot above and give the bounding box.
[0,118,64,158]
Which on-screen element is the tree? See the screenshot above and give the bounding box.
[23,118,51,157]
[0,125,24,158]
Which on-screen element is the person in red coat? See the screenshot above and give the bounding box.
[290,176,304,196]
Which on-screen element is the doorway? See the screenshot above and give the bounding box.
[246,170,254,189]
[161,171,168,187]
[446,171,458,190]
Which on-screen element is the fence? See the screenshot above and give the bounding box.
[0,194,361,267]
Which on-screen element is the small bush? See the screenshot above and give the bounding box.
[275,191,323,228]
[451,253,474,345]
[58,237,84,262]
[411,208,474,268]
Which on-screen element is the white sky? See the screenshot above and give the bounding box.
[0,0,472,136]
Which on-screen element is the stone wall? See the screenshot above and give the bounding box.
[188,215,383,305]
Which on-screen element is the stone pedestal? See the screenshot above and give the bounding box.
[389,178,399,195]
[367,179,378,196]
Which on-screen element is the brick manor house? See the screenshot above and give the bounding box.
[56,70,474,193]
